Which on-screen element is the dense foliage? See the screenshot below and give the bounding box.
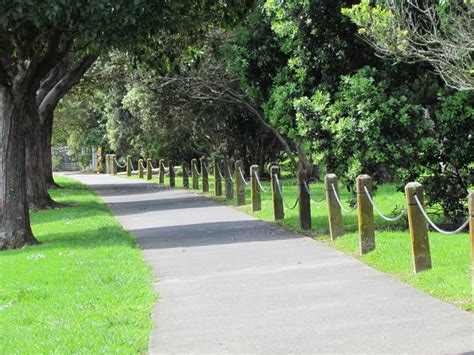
[54,0,472,221]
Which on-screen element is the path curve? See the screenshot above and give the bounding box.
[72,174,474,354]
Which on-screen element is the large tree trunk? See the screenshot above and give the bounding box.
[25,95,57,210]
[0,87,38,250]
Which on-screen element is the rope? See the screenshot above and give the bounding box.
[184,167,192,177]
[194,164,202,176]
[302,181,325,207]
[363,186,406,222]
[204,162,212,175]
[130,161,137,173]
[238,167,249,186]
[114,158,126,169]
[331,183,356,213]
[216,163,225,179]
[275,174,299,210]
[139,161,146,171]
[253,171,268,193]
[413,194,469,235]
[227,166,235,183]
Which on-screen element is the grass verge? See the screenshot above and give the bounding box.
[129,173,472,311]
[0,176,156,353]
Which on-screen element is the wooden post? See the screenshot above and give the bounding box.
[250,165,261,212]
[146,158,152,180]
[182,161,189,189]
[200,157,209,192]
[325,174,343,240]
[298,171,311,230]
[270,165,284,220]
[138,159,144,179]
[405,182,432,273]
[126,155,132,177]
[169,160,175,187]
[158,159,165,184]
[469,192,474,281]
[214,158,222,196]
[111,154,117,175]
[356,174,375,254]
[105,154,110,174]
[224,160,233,200]
[191,159,199,190]
[235,160,246,206]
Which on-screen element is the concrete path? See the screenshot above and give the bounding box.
[72,174,473,354]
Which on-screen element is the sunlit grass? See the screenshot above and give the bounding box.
[0,176,156,353]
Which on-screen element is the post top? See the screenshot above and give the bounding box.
[324,173,338,183]
[405,181,423,190]
[356,174,372,181]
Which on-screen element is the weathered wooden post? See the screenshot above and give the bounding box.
[405,182,432,273]
[126,155,132,177]
[105,154,110,174]
[200,157,209,193]
[182,161,189,189]
[250,165,261,212]
[138,159,144,179]
[111,154,117,175]
[191,159,199,190]
[158,159,165,184]
[298,170,311,230]
[146,158,153,180]
[469,192,474,279]
[325,174,343,240]
[270,165,284,220]
[224,160,234,200]
[214,158,222,196]
[235,160,246,206]
[356,174,375,254]
[169,160,175,187]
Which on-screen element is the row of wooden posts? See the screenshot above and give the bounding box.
[105,154,474,275]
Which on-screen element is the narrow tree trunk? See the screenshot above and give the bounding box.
[42,113,60,189]
[0,87,38,250]
[25,97,56,211]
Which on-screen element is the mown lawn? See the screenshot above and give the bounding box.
[0,176,156,353]
[133,172,472,311]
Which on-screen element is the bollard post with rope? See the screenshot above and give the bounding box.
[126,155,132,177]
[105,154,110,174]
[469,192,474,278]
[324,174,343,240]
[250,165,261,212]
[235,160,246,206]
[158,159,165,184]
[146,158,153,180]
[201,157,209,193]
[405,182,432,273]
[270,165,284,220]
[182,161,190,189]
[191,158,199,190]
[225,160,234,200]
[356,174,375,254]
[110,154,117,175]
[214,158,222,196]
[298,170,311,230]
[138,159,144,179]
[169,160,175,187]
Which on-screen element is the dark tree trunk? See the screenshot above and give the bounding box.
[25,95,56,210]
[42,113,59,189]
[0,87,39,250]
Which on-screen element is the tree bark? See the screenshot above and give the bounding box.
[25,94,57,210]
[42,113,59,188]
[0,87,38,250]
[38,54,97,189]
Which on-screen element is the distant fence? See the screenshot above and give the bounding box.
[105,154,473,275]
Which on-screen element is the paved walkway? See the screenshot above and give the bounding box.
[73,174,473,354]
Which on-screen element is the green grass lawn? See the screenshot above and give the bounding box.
[132,172,472,311]
[0,176,155,353]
